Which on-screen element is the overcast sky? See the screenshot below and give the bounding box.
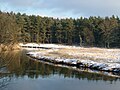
[0,0,120,18]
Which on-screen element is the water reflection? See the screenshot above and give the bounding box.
[0,74,12,88]
[0,50,119,82]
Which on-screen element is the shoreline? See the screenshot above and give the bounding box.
[1,43,120,77]
[20,43,120,77]
[27,56,120,78]
[27,52,120,72]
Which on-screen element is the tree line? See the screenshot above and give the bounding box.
[0,11,120,48]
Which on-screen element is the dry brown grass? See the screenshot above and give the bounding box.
[0,44,21,52]
[42,47,120,63]
[48,51,73,58]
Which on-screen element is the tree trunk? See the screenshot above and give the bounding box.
[79,34,82,46]
[107,42,110,48]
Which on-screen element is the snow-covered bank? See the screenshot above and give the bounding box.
[20,43,120,62]
[19,43,74,49]
[27,51,120,73]
[20,43,120,77]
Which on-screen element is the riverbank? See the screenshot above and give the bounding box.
[20,43,120,62]
[20,43,120,76]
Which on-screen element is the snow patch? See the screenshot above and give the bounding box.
[27,51,120,73]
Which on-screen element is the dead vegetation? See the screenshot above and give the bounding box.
[39,47,120,63]
[21,43,120,63]
[0,44,20,52]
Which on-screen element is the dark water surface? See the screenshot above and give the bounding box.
[0,50,120,90]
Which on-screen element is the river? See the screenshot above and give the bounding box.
[0,50,120,90]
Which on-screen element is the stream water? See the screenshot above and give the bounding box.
[0,50,120,90]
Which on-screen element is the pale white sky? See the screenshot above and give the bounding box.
[0,0,120,18]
